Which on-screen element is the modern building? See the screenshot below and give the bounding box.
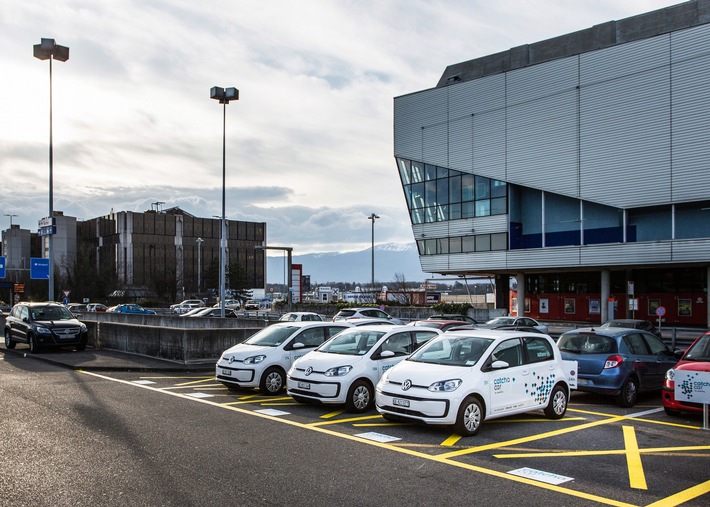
[394,0,710,327]
[77,207,266,301]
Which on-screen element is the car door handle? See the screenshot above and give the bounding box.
[521,369,530,376]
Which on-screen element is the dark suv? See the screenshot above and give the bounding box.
[4,302,88,353]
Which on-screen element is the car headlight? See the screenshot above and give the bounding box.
[244,355,266,365]
[325,365,352,377]
[428,379,462,392]
[35,326,52,335]
[80,324,87,332]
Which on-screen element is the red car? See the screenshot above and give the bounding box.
[662,331,710,416]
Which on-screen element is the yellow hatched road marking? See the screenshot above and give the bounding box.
[308,415,383,426]
[623,426,647,490]
[321,409,347,419]
[494,445,710,458]
[174,377,217,386]
[645,480,710,507]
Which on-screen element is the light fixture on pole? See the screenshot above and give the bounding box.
[368,213,380,295]
[4,214,18,227]
[34,38,69,303]
[196,237,204,294]
[210,86,239,317]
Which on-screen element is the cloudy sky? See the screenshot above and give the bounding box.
[1,0,674,256]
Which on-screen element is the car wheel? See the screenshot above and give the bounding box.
[4,331,16,349]
[346,380,373,412]
[454,396,483,437]
[664,406,681,417]
[259,367,285,395]
[544,384,568,419]
[75,338,87,352]
[616,377,639,407]
[28,334,40,354]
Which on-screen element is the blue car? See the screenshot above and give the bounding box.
[557,327,678,407]
[108,304,156,315]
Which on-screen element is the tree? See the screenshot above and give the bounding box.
[387,272,413,305]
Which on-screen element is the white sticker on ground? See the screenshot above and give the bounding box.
[627,407,664,418]
[184,392,214,398]
[132,380,156,385]
[508,467,574,485]
[355,432,402,443]
[255,409,290,416]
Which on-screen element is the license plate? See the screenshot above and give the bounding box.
[298,382,311,390]
[221,369,232,376]
[392,398,410,407]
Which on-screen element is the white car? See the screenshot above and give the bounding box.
[213,299,242,310]
[286,325,442,412]
[375,329,577,436]
[216,322,351,395]
[332,307,404,325]
[279,312,323,322]
[480,316,549,334]
[171,300,205,314]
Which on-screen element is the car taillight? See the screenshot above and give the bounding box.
[603,355,623,369]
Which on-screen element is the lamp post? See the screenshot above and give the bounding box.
[210,86,239,317]
[196,237,204,294]
[34,38,69,302]
[4,214,18,227]
[368,213,380,296]
[255,246,293,311]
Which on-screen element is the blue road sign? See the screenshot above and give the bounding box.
[30,257,50,279]
[0,256,5,278]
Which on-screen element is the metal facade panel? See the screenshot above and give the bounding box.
[671,239,710,263]
[579,36,671,208]
[394,88,447,161]
[506,248,581,269]
[447,252,507,271]
[450,215,507,236]
[420,255,450,272]
[671,24,710,202]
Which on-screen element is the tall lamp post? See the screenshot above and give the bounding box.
[196,237,204,294]
[210,86,239,317]
[34,38,69,302]
[368,213,380,296]
[4,214,18,227]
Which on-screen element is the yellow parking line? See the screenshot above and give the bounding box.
[645,479,710,507]
[175,377,217,386]
[623,426,647,490]
[494,445,710,459]
[321,409,347,419]
[441,434,462,446]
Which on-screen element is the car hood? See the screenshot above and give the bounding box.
[220,344,276,362]
[34,319,82,328]
[383,359,473,386]
[674,360,710,373]
[293,350,365,371]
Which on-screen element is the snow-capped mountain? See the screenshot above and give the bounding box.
[266,242,427,284]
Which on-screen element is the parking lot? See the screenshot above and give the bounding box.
[84,369,710,507]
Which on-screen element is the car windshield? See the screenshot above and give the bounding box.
[244,326,298,347]
[684,334,710,361]
[408,335,494,366]
[318,329,385,355]
[602,321,636,329]
[486,317,515,326]
[557,333,618,354]
[31,306,74,321]
[335,310,356,318]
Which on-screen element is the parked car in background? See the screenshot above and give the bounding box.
[244,299,272,311]
[599,319,663,339]
[348,318,403,326]
[557,327,677,407]
[428,314,478,324]
[662,331,710,416]
[409,320,476,332]
[279,312,323,322]
[287,325,441,412]
[4,302,88,353]
[67,303,88,314]
[107,304,156,315]
[213,299,241,310]
[0,301,11,313]
[479,316,548,334]
[170,299,205,314]
[332,307,404,325]
[375,329,576,436]
[189,308,238,318]
[85,303,108,312]
[216,322,352,395]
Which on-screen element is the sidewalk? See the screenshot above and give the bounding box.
[0,345,216,373]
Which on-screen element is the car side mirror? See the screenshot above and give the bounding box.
[674,349,685,359]
[291,342,304,349]
[379,350,396,358]
[491,360,510,369]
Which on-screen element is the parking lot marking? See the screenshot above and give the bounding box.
[622,426,647,490]
[645,479,710,507]
[174,377,216,387]
[308,415,383,427]
[441,434,463,447]
[494,444,710,459]
[321,409,347,419]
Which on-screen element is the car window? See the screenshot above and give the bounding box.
[294,328,325,348]
[20,306,29,320]
[491,339,522,367]
[523,337,553,364]
[326,326,348,339]
[558,333,617,354]
[642,333,668,355]
[624,333,650,355]
[409,335,494,366]
[380,333,412,356]
[684,334,710,361]
[319,329,386,355]
[245,325,299,347]
[413,331,438,349]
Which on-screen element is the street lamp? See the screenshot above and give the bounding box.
[34,38,69,302]
[368,213,380,295]
[4,214,18,227]
[210,86,239,317]
[196,237,204,293]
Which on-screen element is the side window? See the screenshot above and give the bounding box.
[20,306,29,320]
[523,337,553,364]
[296,328,325,348]
[624,333,649,355]
[381,333,412,356]
[491,339,523,367]
[643,333,668,355]
[413,331,437,350]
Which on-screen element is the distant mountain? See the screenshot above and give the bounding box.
[266,242,427,285]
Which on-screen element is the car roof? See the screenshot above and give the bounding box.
[270,321,351,328]
[444,328,550,340]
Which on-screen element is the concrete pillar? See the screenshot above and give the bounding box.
[516,272,525,317]
[601,269,610,324]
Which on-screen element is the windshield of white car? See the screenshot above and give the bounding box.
[408,336,494,366]
[486,317,515,326]
[557,333,617,354]
[684,334,710,361]
[317,329,385,355]
[244,326,298,347]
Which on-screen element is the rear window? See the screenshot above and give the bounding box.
[557,333,617,354]
[336,310,356,318]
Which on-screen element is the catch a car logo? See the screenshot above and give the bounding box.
[679,371,710,400]
[493,376,515,393]
[525,372,556,403]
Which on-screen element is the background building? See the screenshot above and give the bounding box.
[394,0,710,327]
